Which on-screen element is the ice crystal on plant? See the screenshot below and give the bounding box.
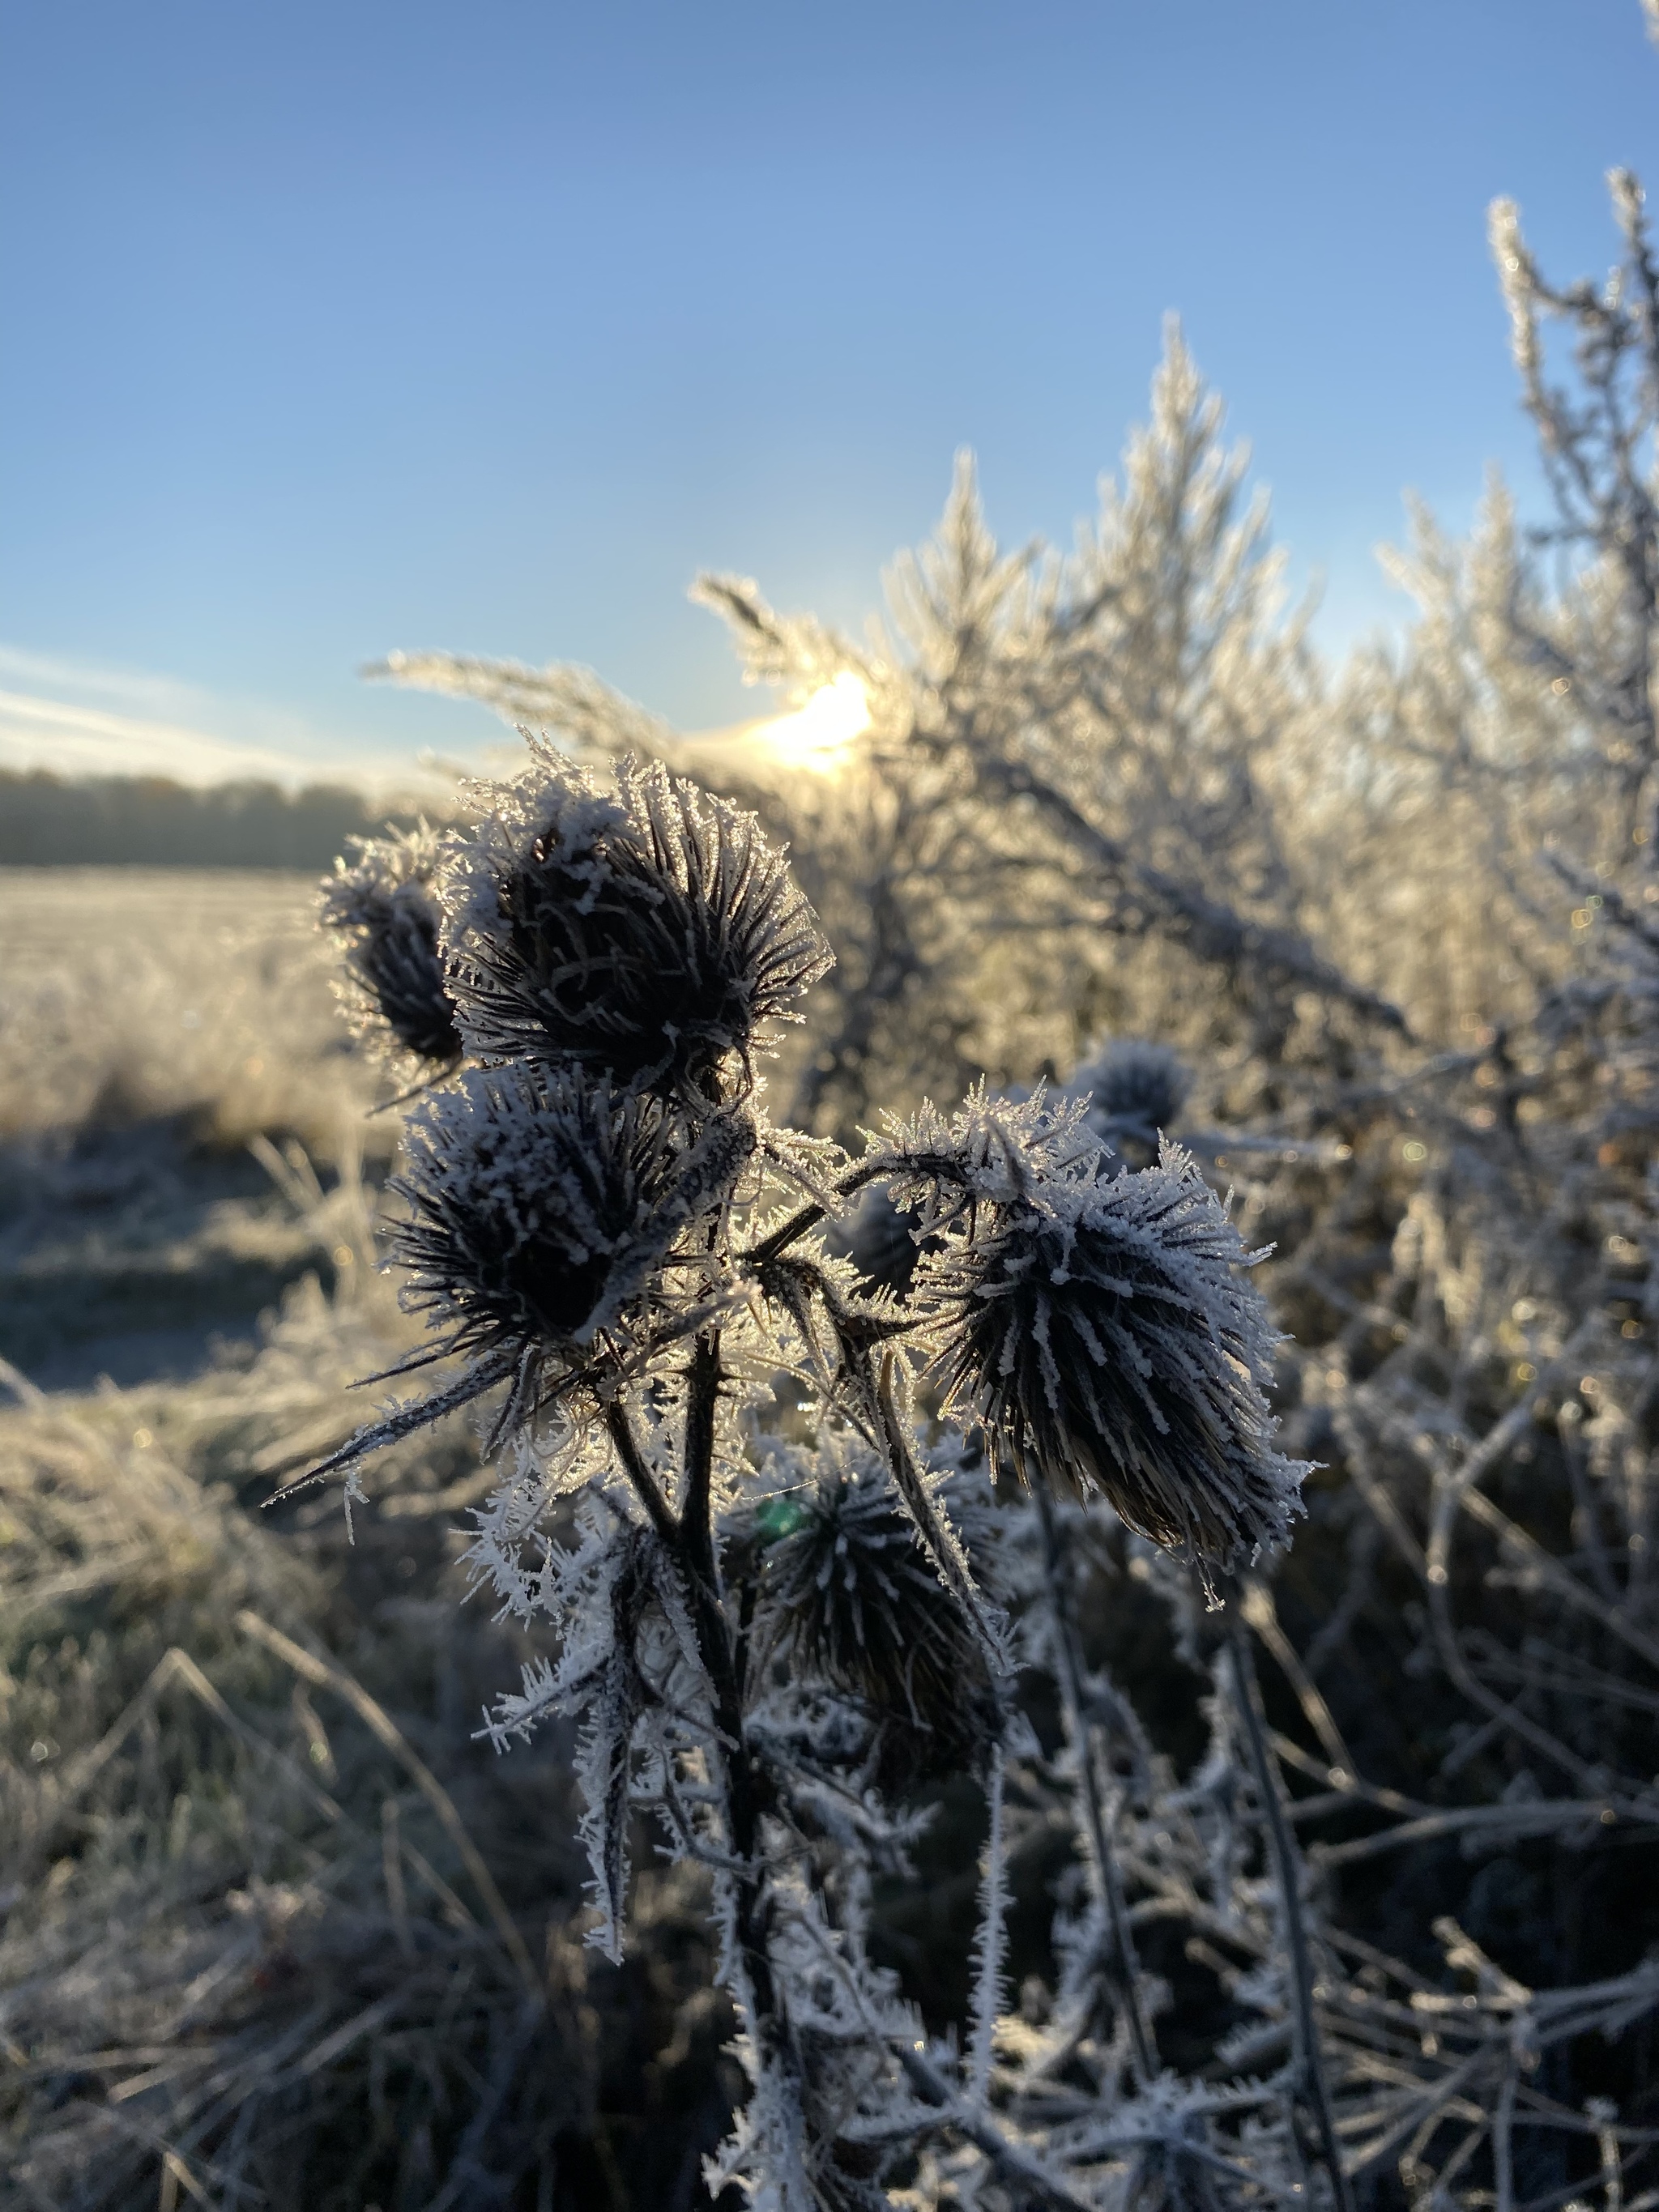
[301,731,1341,2199]
[1067,1034,1192,1157]
[744,1440,1005,1789]
[390,1063,752,1391]
[479,1504,705,1961]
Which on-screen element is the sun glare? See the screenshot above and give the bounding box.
[752,671,870,774]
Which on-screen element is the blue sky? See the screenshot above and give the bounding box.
[3,0,1657,785]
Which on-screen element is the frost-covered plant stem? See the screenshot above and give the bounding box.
[607,1339,791,2098]
[966,1744,1009,2111]
[1033,1482,1159,2086]
[1226,1613,1355,2212]
[673,1336,795,2091]
[603,1400,679,1548]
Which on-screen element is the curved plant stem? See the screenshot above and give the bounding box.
[603,1402,680,1548]
[1033,1485,1158,2087]
[1227,1609,1356,2212]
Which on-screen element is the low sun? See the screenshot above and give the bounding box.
[751,671,871,775]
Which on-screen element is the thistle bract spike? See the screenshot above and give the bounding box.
[319,821,462,1064]
[441,744,832,1098]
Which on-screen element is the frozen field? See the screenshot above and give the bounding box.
[0,869,384,1391]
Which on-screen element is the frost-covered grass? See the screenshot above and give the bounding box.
[0,870,393,1392]
[0,869,367,1150]
[0,872,736,2207]
[0,1121,735,2208]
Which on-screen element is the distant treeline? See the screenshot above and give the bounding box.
[0,771,426,868]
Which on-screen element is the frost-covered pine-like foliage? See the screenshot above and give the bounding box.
[370,322,1401,1128]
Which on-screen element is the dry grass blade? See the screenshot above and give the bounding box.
[233,1609,539,1991]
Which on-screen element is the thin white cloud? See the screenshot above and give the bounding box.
[0,644,229,717]
[0,643,459,795]
[0,641,868,799]
[0,688,346,787]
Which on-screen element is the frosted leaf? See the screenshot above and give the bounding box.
[478,1514,704,1961]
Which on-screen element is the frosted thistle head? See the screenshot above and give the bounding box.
[1068,1037,1191,1156]
[895,1096,1305,1589]
[442,746,832,1101]
[320,823,461,1065]
[390,1064,752,1390]
[745,1447,1004,1786]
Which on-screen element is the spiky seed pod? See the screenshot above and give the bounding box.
[441,746,832,1100]
[748,1452,1003,1786]
[390,1063,753,1383]
[1068,1037,1191,1153]
[319,823,463,1064]
[920,1138,1306,1587]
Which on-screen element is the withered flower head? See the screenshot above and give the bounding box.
[1068,1037,1191,1152]
[899,1098,1305,1585]
[390,1063,751,1379]
[442,746,832,1099]
[319,822,461,1064]
[745,1445,1004,1786]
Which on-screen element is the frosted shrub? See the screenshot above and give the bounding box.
[305,741,1313,2208]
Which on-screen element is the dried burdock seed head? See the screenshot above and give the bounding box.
[904,1102,1306,1592]
[390,1064,752,1381]
[1068,1037,1191,1152]
[747,1444,1004,1785]
[442,744,832,1100]
[320,823,462,1065]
